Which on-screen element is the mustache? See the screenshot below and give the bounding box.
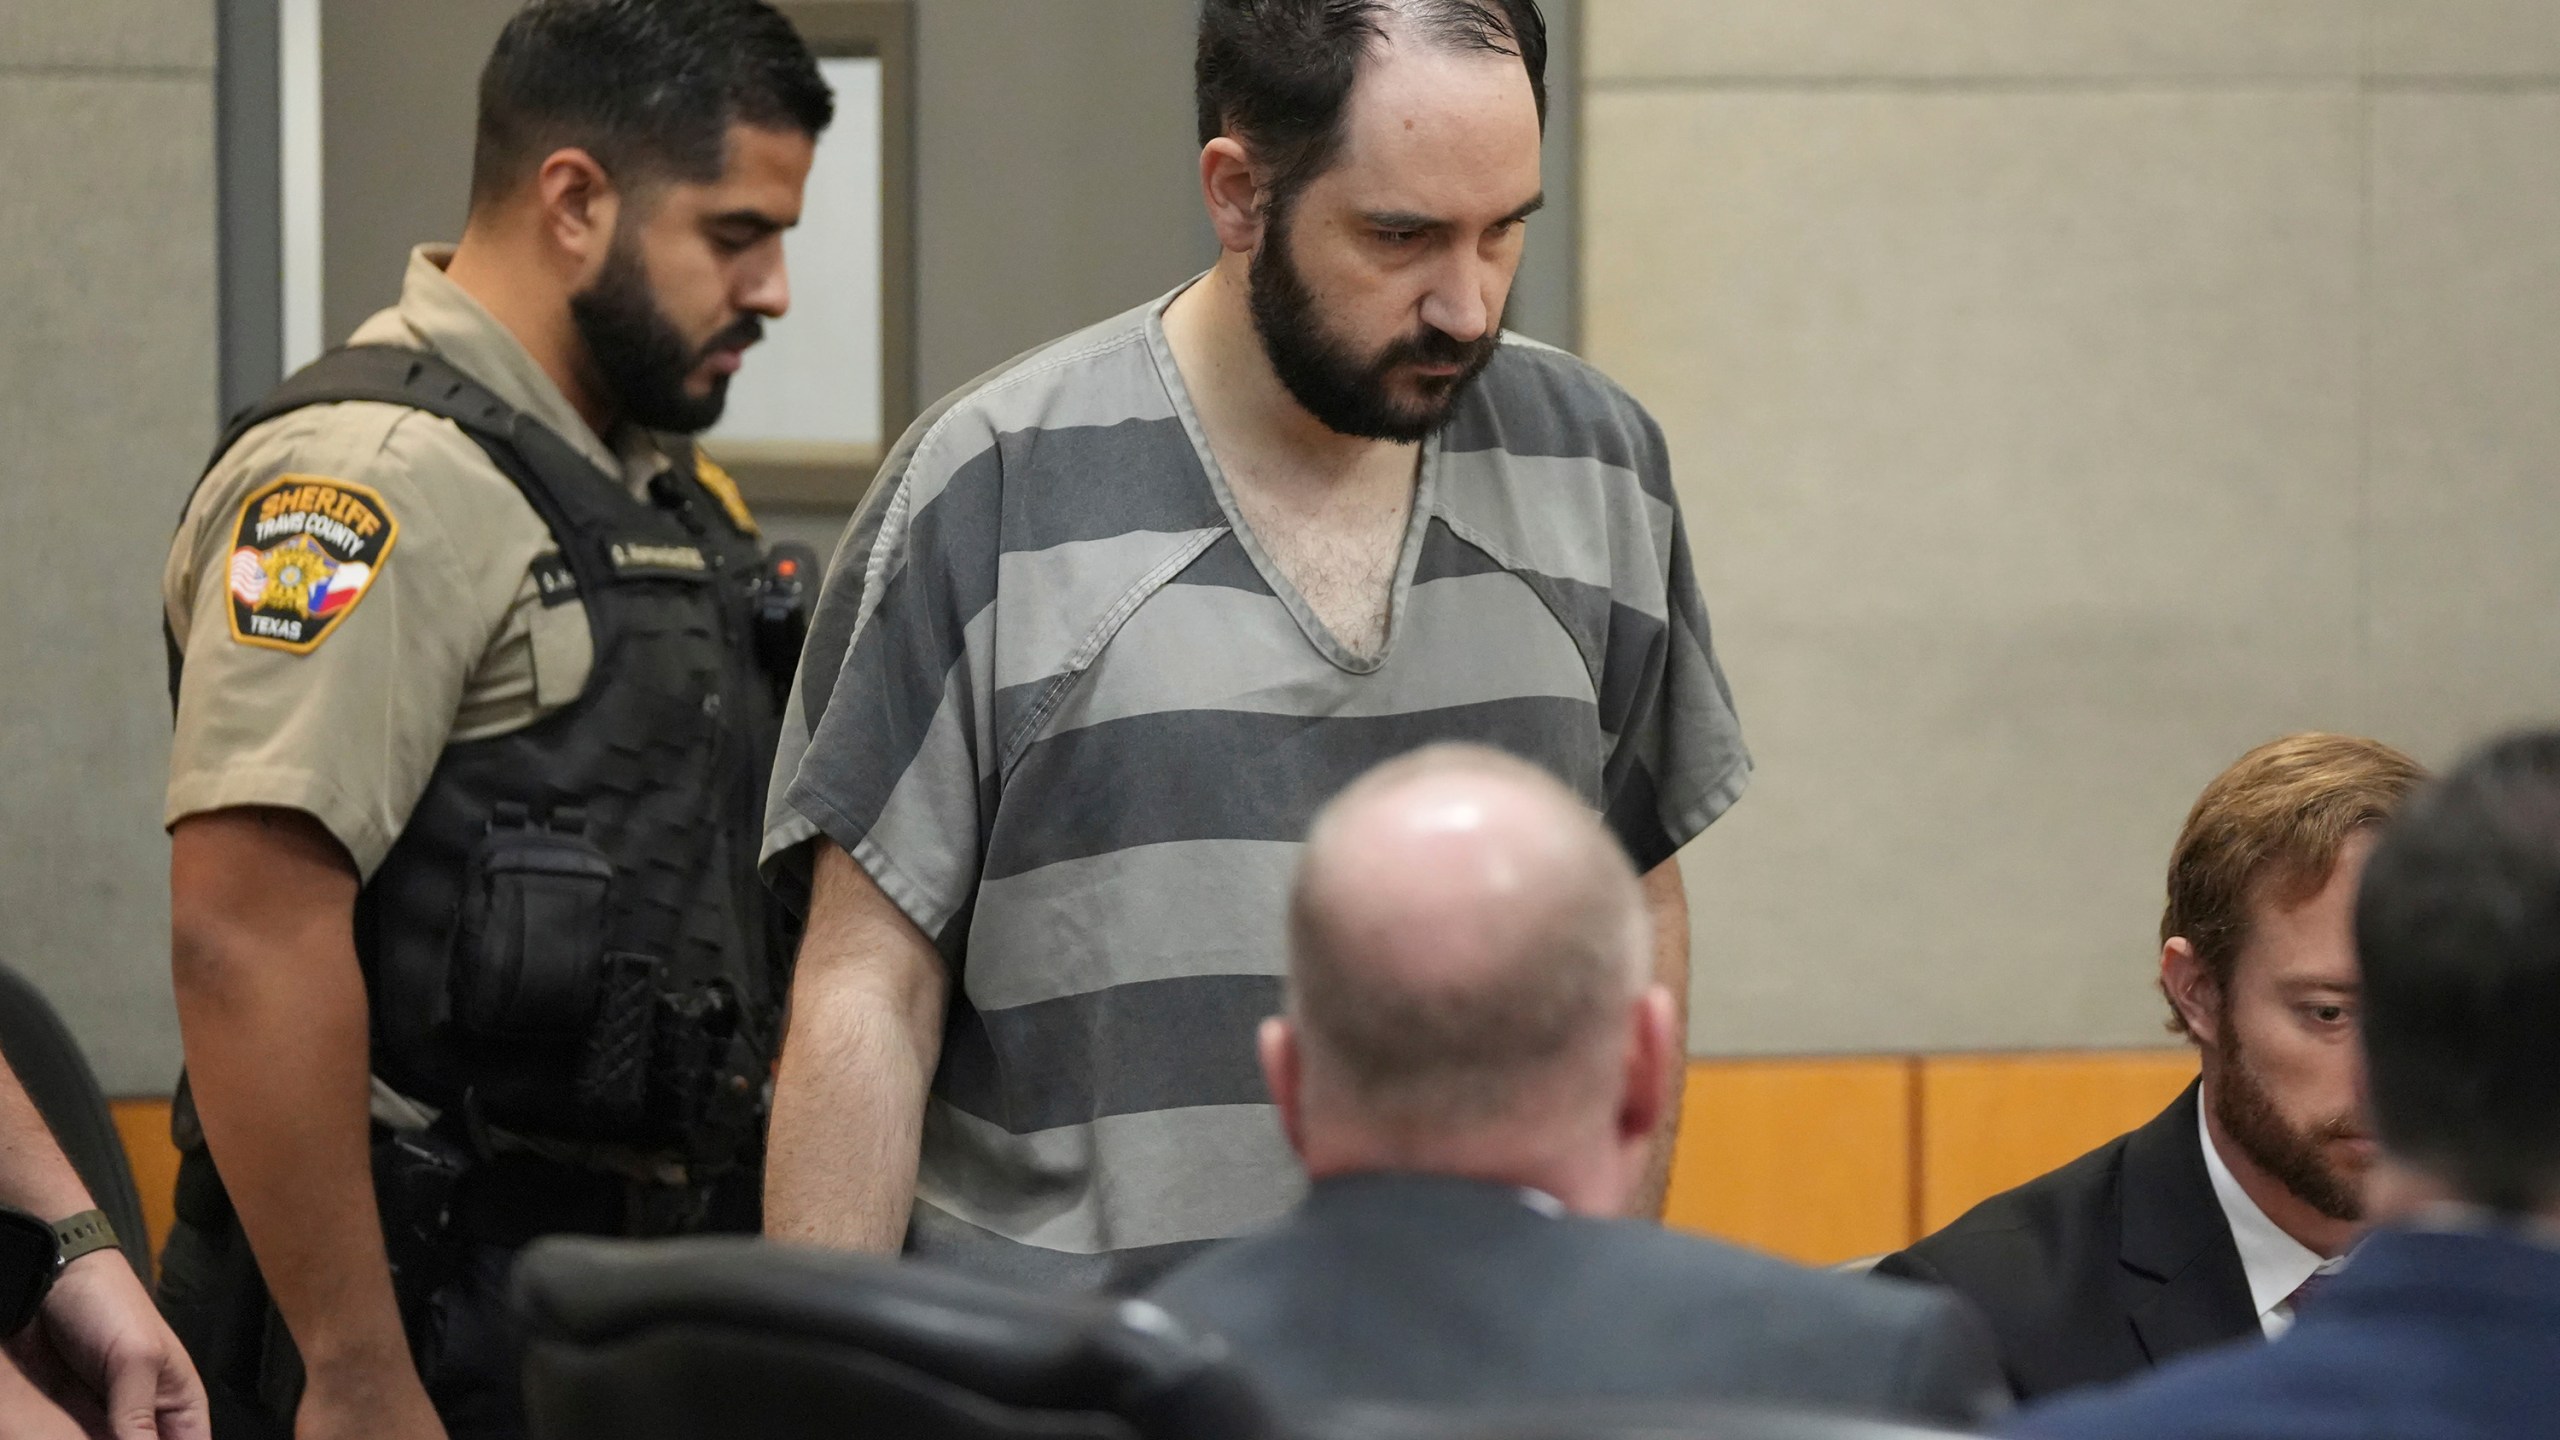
[698,315,765,362]
[1376,324,1496,371]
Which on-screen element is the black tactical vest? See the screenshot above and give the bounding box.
[180,346,796,1157]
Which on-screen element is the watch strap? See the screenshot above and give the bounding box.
[49,1209,118,1266]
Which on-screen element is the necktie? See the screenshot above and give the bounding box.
[2282,1264,2335,1319]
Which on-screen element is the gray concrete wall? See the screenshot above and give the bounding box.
[0,0,218,1093]
[910,0,1212,400]
[1582,1,2560,1054]
[318,0,518,345]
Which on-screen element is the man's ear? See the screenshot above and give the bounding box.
[2161,936,2224,1048]
[1259,1015,1307,1160]
[1199,136,1267,255]
[533,146,621,279]
[1619,984,1676,1147]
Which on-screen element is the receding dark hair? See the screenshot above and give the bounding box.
[1196,0,1547,210]
[471,0,833,209]
[2355,730,2560,1215]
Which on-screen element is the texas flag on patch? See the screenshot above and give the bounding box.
[311,561,374,615]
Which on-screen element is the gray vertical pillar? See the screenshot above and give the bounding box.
[1504,0,1579,351]
[217,0,283,418]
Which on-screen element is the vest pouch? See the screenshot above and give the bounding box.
[572,952,660,1132]
[451,821,613,1040]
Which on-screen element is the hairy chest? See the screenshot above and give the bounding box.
[1224,471,1415,659]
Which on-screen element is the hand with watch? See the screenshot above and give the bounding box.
[0,1207,122,1331]
[1,1207,111,1437]
[0,1202,209,1440]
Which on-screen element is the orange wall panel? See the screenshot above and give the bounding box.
[1917,1051,2197,1235]
[1665,1057,1914,1266]
[108,1098,180,1265]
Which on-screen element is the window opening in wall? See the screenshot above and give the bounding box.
[279,0,325,373]
[706,55,887,465]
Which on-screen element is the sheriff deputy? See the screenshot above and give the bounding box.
[154,5,834,1438]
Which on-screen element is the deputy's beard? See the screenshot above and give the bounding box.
[2212,1019,2366,1222]
[569,236,761,435]
[1247,200,1502,443]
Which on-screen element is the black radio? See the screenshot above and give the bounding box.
[752,541,819,685]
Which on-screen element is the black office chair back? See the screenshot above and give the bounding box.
[0,963,151,1278]
[1303,1401,1984,1440]
[514,1236,1278,1440]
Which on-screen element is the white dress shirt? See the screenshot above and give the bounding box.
[2197,1101,2342,1338]
[1514,1187,1566,1219]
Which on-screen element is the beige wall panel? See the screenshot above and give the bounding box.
[0,74,215,1092]
[2364,94,2560,762]
[320,0,520,345]
[1586,91,2370,1052]
[2369,1,2560,78]
[1585,0,2358,83]
[0,0,211,72]
[913,0,1213,402]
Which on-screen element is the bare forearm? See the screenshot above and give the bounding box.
[174,925,409,1376]
[3,1035,209,1440]
[1635,858,1691,1219]
[0,1056,92,1220]
[765,970,940,1249]
[764,845,947,1251]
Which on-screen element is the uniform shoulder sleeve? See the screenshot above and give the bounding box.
[1427,344,1752,871]
[165,403,533,876]
[1580,369,1752,870]
[765,406,1004,948]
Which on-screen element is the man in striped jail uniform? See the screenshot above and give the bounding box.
[759,0,1752,1291]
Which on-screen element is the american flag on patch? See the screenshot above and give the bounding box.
[228,546,267,606]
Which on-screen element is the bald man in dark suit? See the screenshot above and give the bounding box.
[1147,745,2008,1428]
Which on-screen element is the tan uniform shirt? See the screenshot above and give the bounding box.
[165,246,688,878]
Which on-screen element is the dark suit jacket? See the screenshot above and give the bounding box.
[2004,1226,2560,1439]
[1144,1171,2010,1428]
[1871,1082,2257,1401]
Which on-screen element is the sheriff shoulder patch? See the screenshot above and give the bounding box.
[691,449,761,537]
[226,475,399,654]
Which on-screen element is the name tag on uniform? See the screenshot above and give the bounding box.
[608,540,711,580]
[531,554,579,607]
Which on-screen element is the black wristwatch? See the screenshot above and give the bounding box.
[0,1204,119,1339]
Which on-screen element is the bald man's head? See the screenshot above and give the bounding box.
[1286,745,1651,1141]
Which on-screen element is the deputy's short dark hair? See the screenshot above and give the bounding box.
[471,0,832,209]
[1195,0,1546,210]
[2356,729,2560,1214]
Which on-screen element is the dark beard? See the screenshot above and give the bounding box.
[2213,1022,2366,1222]
[568,234,761,435]
[1247,201,1502,443]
